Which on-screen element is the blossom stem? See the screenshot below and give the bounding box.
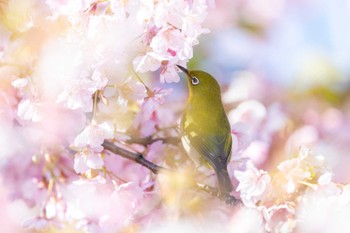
[92,91,99,121]
[131,69,151,92]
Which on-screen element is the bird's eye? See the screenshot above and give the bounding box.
[191,77,199,85]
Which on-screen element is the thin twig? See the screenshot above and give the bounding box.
[131,69,151,92]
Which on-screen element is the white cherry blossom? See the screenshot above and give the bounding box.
[11,77,29,89]
[17,98,42,122]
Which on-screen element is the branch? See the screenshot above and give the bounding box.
[196,183,240,205]
[126,136,180,146]
[103,140,240,205]
[102,140,164,174]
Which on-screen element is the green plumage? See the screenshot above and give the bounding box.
[179,67,233,194]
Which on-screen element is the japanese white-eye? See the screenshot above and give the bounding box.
[177,65,233,195]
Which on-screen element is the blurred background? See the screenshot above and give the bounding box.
[185,0,350,183]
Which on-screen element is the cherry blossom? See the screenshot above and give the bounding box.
[229,207,265,233]
[74,150,104,174]
[11,77,29,89]
[260,204,296,233]
[73,122,114,152]
[234,160,271,206]
[17,98,42,122]
[133,87,172,137]
[134,0,209,83]
[277,147,329,193]
[63,179,146,233]
[23,216,63,231]
[133,53,162,73]
[160,63,182,83]
[230,122,252,156]
[56,70,108,112]
[297,185,350,233]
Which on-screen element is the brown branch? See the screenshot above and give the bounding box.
[102,140,164,174]
[126,136,180,146]
[103,140,240,205]
[196,183,240,205]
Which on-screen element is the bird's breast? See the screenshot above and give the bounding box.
[181,135,202,167]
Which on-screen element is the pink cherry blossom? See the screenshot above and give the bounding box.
[11,77,29,89]
[181,0,210,38]
[297,185,350,233]
[277,146,329,193]
[56,71,108,112]
[73,122,114,152]
[23,216,63,231]
[229,206,265,233]
[234,160,271,206]
[240,140,270,166]
[260,204,296,233]
[134,0,209,83]
[63,179,146,233]
[74,150,104,174]
[231,122,252,156]
[160,64,181,83]
[113,76,147,109]
[133,53,162,73]
[153,1,187,28]
[11,76,43,122]
[278,158,311,194]
[133,87,172,137]
[136,1,155,26]
[109,0,138,17]
[150,27,186,60]
[146,141,167,162]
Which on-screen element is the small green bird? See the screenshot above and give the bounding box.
[177,65,233,195]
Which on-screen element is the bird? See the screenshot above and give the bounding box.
[177,65,233,196]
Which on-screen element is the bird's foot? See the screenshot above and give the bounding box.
[218,193,241,205]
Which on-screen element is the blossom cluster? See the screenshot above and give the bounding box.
[0,0,209,232]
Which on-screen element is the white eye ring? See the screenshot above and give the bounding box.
[191,77,199,85]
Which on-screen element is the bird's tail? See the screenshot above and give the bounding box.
[215,167,233,194]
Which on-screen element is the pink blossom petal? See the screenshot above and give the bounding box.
[73,122,114,151]
[17,99,42,122]
[86,154,104,170]
[160,65,181,83]
[234,160,271,206]
[133,54,161,73]
[11,77,29,89]
[231,122,252,155]
[74,155,89,174]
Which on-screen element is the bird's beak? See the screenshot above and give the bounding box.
[176,65,191,77]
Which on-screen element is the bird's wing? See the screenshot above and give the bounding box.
[184,122,232,169]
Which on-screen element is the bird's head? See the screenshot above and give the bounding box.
[177,65,221,98]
